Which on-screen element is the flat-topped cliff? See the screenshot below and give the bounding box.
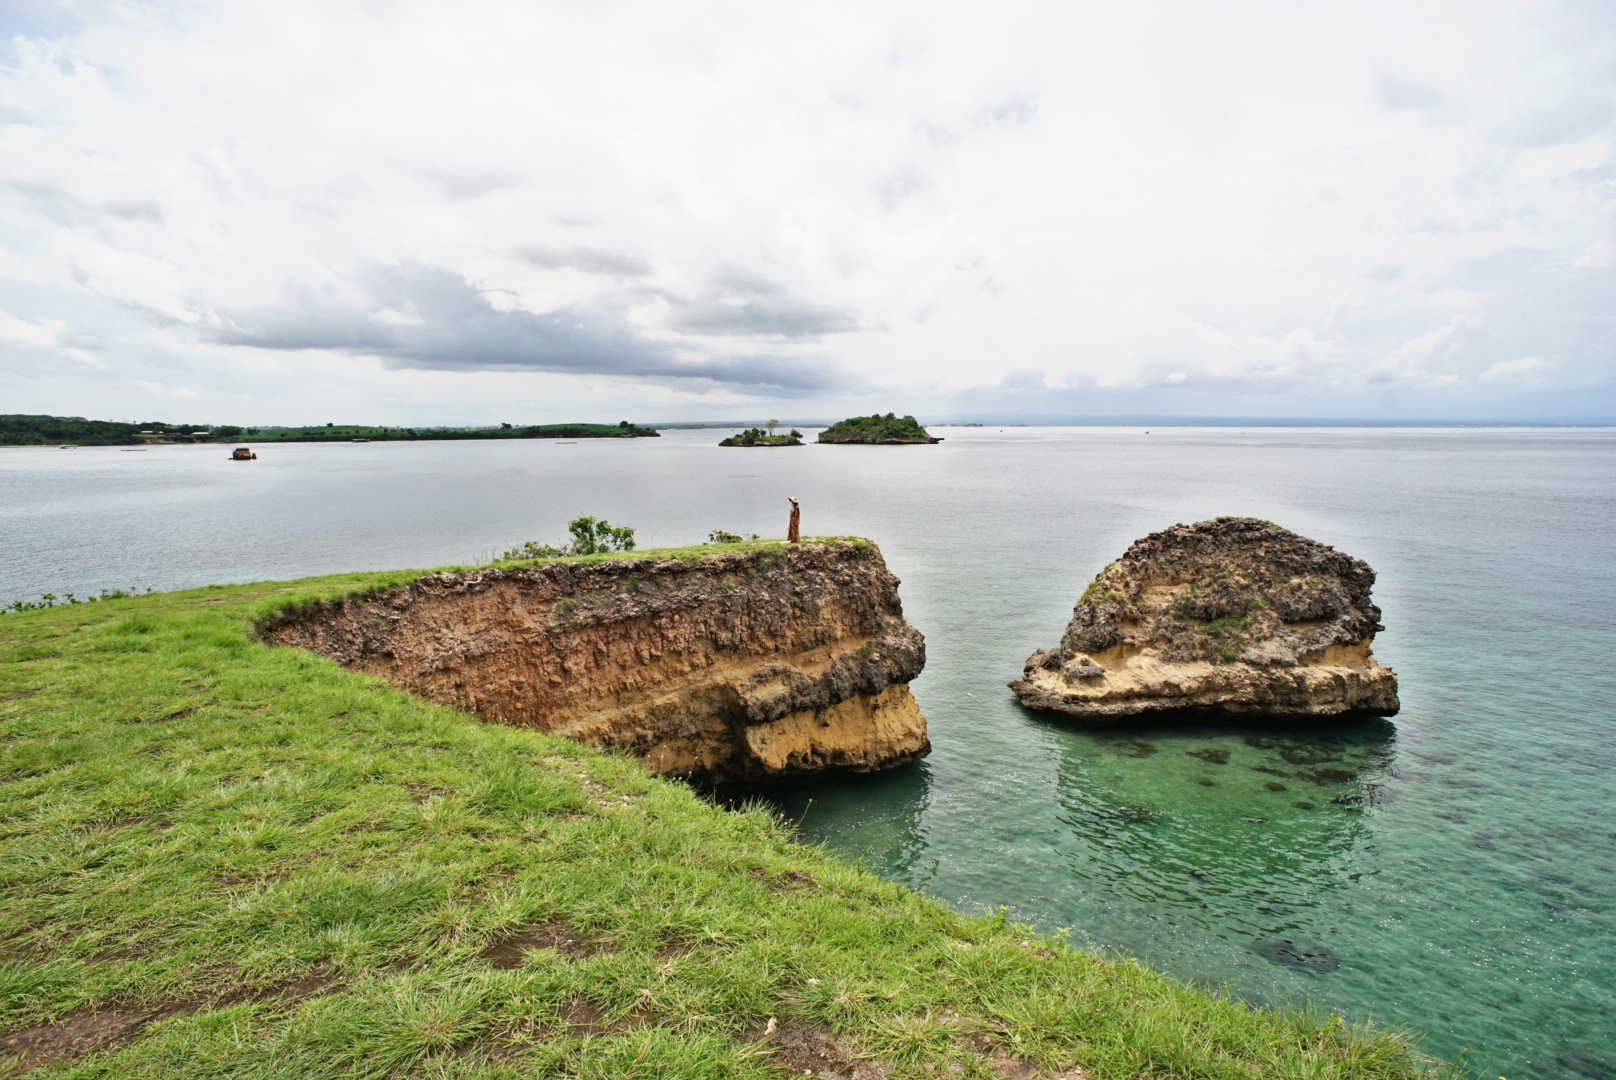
[261,539,929,786]
[1011,518,1399,720]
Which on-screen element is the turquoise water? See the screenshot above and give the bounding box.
[3,427,1613,1077]
[771,428,1616,1080]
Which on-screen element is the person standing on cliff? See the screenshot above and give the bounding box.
[787,497,800,543]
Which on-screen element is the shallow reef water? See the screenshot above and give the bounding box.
[3,426,1614,1078]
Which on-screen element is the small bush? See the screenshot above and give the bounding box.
[498,516,636,561]
[5,587,147,614]
[568,515,636,555]
[498,541,569,561]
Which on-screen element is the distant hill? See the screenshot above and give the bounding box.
[243,422,659,442]
[1,415,168,445]
[816,413,940,444]
[0,416,659,446]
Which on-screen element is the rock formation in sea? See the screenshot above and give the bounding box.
[1010,518,1399,721]
[261,539,929,786]
[815,413,941,444]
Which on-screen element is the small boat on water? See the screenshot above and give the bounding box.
[352,437,369,443]
[231,447,258,460]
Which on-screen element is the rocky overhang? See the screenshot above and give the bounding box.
[261,539,930,787]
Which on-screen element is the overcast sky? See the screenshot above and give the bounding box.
[2,0,1613,424]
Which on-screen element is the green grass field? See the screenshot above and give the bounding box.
[0,553,1454,1078]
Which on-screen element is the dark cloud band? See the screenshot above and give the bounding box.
[210,264,833,392]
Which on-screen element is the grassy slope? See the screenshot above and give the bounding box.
[0,552,1450,1079]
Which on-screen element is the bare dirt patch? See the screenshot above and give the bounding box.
[557,998,655,1035]
[0,1005,175,1078]
[750,866,815,893]
[743,1018,890,1080]
[985,1054,1090,1080]
[0,970,343,1077]
[481,922,612,967]
[265,973,341,1005]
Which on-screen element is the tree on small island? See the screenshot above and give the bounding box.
[718,427,803,447]
[816,412,940,444]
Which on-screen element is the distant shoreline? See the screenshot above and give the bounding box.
[653,417,1616,429]
[0,415,660,448]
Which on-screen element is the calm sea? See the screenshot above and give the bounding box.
[3,427,1613,1078]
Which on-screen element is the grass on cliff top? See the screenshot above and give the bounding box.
[482,536,872,572]
[0,576,1454,1079]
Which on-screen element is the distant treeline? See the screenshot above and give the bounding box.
[0,416,208,446]
[0,416,660,446]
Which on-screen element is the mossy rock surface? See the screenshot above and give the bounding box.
[1014,518,1400,720]
[1059,518,1385,666]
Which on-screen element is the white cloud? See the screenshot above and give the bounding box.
[0,308,65,349]
[0,0,1612,422]
[1573,239,1611,268]
[1479,356,1549,383]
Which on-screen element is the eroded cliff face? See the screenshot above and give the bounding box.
[1011,518,1399,721]
[261,539,929,786]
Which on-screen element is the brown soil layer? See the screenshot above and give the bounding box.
[260,539,930,786]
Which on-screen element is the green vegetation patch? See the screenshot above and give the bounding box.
[816,414,939,444]
[487,538,792,573]
[1080,565,1124,606]
[0,415,659,447]
[719,428,803,447]
[0,416,207,447]
[498,516,639,563]
[0,579,1449,1078]
[1190,614,1253,661]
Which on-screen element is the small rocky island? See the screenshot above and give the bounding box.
[817,413,941,444]
[1011,518,1399,720]
[719,426,803,446]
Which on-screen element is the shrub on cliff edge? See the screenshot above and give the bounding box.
[499,515,637,561]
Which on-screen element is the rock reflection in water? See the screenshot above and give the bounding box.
[769,758,934,883]
[1042,715,1397,977]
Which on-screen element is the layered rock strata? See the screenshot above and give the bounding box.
[262,539,929,786]
[1011,518,1399,721]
